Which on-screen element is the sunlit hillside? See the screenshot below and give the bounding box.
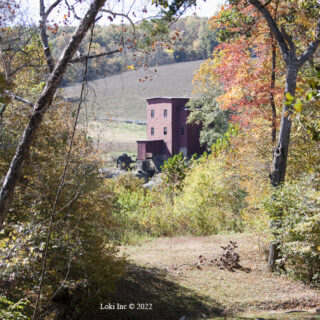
[64,60,205,121]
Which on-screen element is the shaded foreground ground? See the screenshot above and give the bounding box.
[102,233,320,319]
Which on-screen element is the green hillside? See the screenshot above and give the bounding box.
[63,60,205,121]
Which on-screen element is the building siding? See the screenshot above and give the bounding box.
[137,97,203,160]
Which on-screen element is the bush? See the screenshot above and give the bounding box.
[0,296,30,320]
[172,156,247,235]
[161,152,193,198]
[112,156,247,239]
[263,177,320,285]
[110,173,149,242]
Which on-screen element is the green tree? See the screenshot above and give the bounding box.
[198,18,219,59]
[187,88,230,149]
[161,152,191,197]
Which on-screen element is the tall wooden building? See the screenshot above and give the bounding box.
[137,97,204,161]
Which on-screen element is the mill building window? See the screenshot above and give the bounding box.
[164,109,167,118]
[151,109,154,118]
[151,127,154,136]
[164,127,167,135]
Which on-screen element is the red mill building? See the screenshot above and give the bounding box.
[137,97,204,161]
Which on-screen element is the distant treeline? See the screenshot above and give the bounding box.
[49,16,218,85]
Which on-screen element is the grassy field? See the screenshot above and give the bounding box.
[98,233,320,320]
[64,60,204,121]
[87,120,146,152]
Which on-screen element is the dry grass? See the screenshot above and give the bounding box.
[119,233,320,319]
[87,120,146,154]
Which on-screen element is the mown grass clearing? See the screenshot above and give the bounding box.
[100,233,320,319]
[86,120,146,157]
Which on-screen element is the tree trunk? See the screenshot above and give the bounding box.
[0,0,107,229]
[249,0,320,273]
[270,40,277,143]
[270,0,279,143]
[270,64,298,187]
[267,242,279,272]
[268,64,297,271]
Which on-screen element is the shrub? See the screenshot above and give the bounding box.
[161,152,191,198]
[263,178,320,285]
[0,296,30,320]
[172,156,247,235]
[110,173,149,241]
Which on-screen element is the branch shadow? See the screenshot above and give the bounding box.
[96,263,225,320]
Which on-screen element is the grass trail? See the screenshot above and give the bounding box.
[101,233,320,319]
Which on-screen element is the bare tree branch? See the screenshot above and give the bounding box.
[69,49,120,64]
[280,25,295,54]
[0,104,6,120]
[8,64,44,77]
[4,91,33,107]
[65,0,82,20]
[44,0,62,20]
[101,9,137,37]
[39,0,59,72]
[297,18,320,67]
[249,0,290,64]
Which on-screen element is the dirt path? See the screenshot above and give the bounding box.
[116,233,320,319]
